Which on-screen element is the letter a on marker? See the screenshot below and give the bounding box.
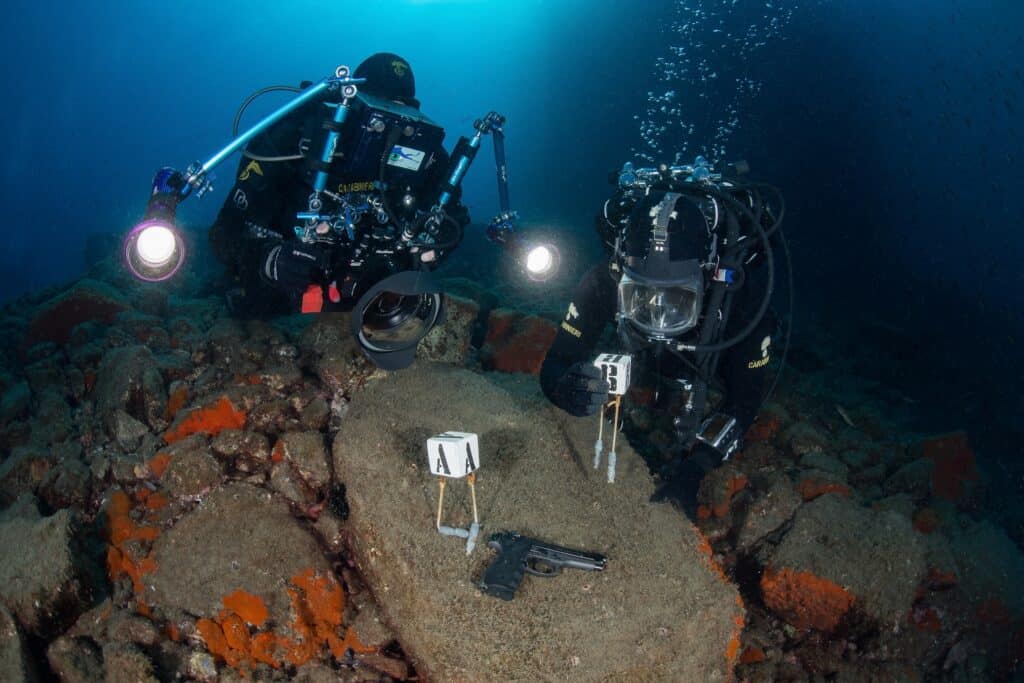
[435,444,451,475]
[464,442,477,473]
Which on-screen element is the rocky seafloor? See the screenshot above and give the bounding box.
[0,254,1022,682]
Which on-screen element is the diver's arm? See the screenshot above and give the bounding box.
[207,151,293,278]
[540,262,617,414]
[717,260,778,433]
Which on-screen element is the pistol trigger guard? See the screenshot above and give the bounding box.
[524,559,561,577]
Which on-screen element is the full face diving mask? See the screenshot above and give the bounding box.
[615,191,707,341]
[617,264,704,339]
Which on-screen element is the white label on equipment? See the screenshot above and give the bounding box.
[427,432,480,478]
[593,353,632,396]
[388,145,425,171]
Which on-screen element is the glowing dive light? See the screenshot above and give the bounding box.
[523,243,559,281]
[135,224,177,267]
[124,218,186,282]
[124,168,187,282]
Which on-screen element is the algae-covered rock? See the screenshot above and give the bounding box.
[144,483,332,626]
[102,642,159,683]
[95,345,168,432]
[0,503,100,637]
[46,635,103,683]
[333,365,744,682]
[765,494,926,628]
[0,446,53,504]
[160,438,222,499]
[736,472,802,552]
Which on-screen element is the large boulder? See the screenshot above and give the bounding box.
[144,483,332,628]
[478,309,557,374]
[23,279,128,347]
[0,501,100,637]
[333,365,745,681]
[762,494,926,631]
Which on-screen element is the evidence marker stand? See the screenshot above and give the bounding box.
[593,354,632,484]
[427,432,481,555]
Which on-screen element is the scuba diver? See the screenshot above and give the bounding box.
[124,51,538,369]
[207,52,470,326]
[540,159,786,515]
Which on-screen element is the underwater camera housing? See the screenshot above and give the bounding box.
[336,92,446,190]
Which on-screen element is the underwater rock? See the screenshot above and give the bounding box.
[144,483,332,629]
[883,457,935,500]
[0,446,53,504]
[870,493,916,521]
[110,409,151,452]
[0,501,99,637]
[913,431,981,504]
[478,308,558,374]
[23,357,66,396]
[38,454,92,511]
[347,592,396,651]
[0,381,30,427]
[300,396,331,432]
[764,493,926,629]
[107,609,161,647]
[24,278,128,348]
[795,469,851,502]
[735,472,802,552]
[417,293,480,365]
[102,641,159,683]
[210,429,271,469]
[95,345,168,433]
[949,520,1024,620]
[275,431,330,492]
[249,363,304,392]
[159,438,223,500]
[696,462,750,521]
[799,452,849,480]
[47,635,103,683]
[0,605,37,683]
[333,365,745,681]
[781,422,829,457]
[33,389,73,445]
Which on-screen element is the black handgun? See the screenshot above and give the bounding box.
[478,531,607,601]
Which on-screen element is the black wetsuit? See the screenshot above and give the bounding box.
[208,91,468,315]
[540,210,777,446]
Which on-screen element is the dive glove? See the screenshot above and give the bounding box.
[260,241,330,293]
[552,362,610,417]
[650,443,724,520]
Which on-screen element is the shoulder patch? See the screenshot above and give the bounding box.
[239,160,264,181]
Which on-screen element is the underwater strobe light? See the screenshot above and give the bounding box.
[124,168,187,282]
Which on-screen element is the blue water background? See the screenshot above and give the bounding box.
[0,0,1021,455]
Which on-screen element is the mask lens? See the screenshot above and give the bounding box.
[618,274,700,336]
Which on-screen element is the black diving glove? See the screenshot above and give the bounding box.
[259,241,330,293]
[650,443,724,520]
[551,362,610,417]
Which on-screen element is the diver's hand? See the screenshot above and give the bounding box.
[552,362,610,417]
[260,241,330,293]
[650,443,724,519]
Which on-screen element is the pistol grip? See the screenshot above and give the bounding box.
[480,550,525,601]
